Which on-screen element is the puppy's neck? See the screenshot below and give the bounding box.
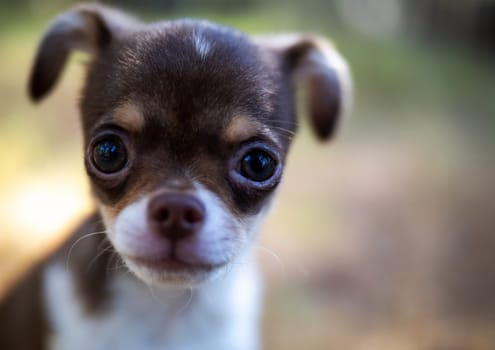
[47,216,262,350]
[104,250,261,324]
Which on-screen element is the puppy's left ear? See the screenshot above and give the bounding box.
[262,35,352,140]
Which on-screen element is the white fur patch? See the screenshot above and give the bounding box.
[111,196,153,258]
[109,183,252,285]
[43,255,260,350]
[193,31,212,59]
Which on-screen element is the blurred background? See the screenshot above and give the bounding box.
[1,0,495,349]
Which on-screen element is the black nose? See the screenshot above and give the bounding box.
[148,193,205,241]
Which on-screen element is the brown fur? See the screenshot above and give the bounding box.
[0,265,47,350]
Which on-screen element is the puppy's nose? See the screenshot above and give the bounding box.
[148,193,205,241]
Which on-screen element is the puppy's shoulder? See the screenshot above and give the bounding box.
[0,212,109,350]
[0,261,47,350]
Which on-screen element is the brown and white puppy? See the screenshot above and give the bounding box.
[0,3,351,350]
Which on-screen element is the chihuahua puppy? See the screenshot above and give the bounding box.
[0,3,350,350]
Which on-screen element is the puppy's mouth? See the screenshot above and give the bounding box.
[121,249,230,285]
[105,187,245,284]
[127,254,225,274]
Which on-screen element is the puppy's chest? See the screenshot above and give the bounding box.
[43,262,255,350]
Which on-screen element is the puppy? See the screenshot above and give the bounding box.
[0,3,351,350]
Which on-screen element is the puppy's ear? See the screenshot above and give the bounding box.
[28,4,138,102]
[262,35,352,140]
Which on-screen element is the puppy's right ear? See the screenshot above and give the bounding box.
[28,3,138,102]
[257,35,352,141]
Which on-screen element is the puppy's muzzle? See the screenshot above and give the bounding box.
[148,193,205,242]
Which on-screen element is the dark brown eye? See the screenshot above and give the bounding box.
[240,149,277,182]
[92,136,127,173]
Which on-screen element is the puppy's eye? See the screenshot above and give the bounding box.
[92,136,127,173]
[240,149,276,182]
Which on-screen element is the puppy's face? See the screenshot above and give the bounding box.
[29,4,351,285]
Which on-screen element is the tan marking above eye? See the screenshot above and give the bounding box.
[112,102,145,133]
[223,115,262,144]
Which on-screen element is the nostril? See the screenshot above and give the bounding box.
[154,208,170,223]
[184,208,203,225]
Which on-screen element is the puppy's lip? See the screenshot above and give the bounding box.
[127,255,224,273]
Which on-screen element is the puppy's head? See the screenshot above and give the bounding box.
[29,4,351,286]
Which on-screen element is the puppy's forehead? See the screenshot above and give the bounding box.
[106,21,275,123]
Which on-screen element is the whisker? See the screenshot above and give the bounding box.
[173,287,195,316]
[86,243,114,273]
[107,263,128,271]
[66,231,107,271]
[256,244,286,273]
[147,280,169,309]
[107,251,126,271]
[215,261,237,284]
[266,126,297,136]
[258,244,310,280]
[117,266,133,279]
[264,119,299,127]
